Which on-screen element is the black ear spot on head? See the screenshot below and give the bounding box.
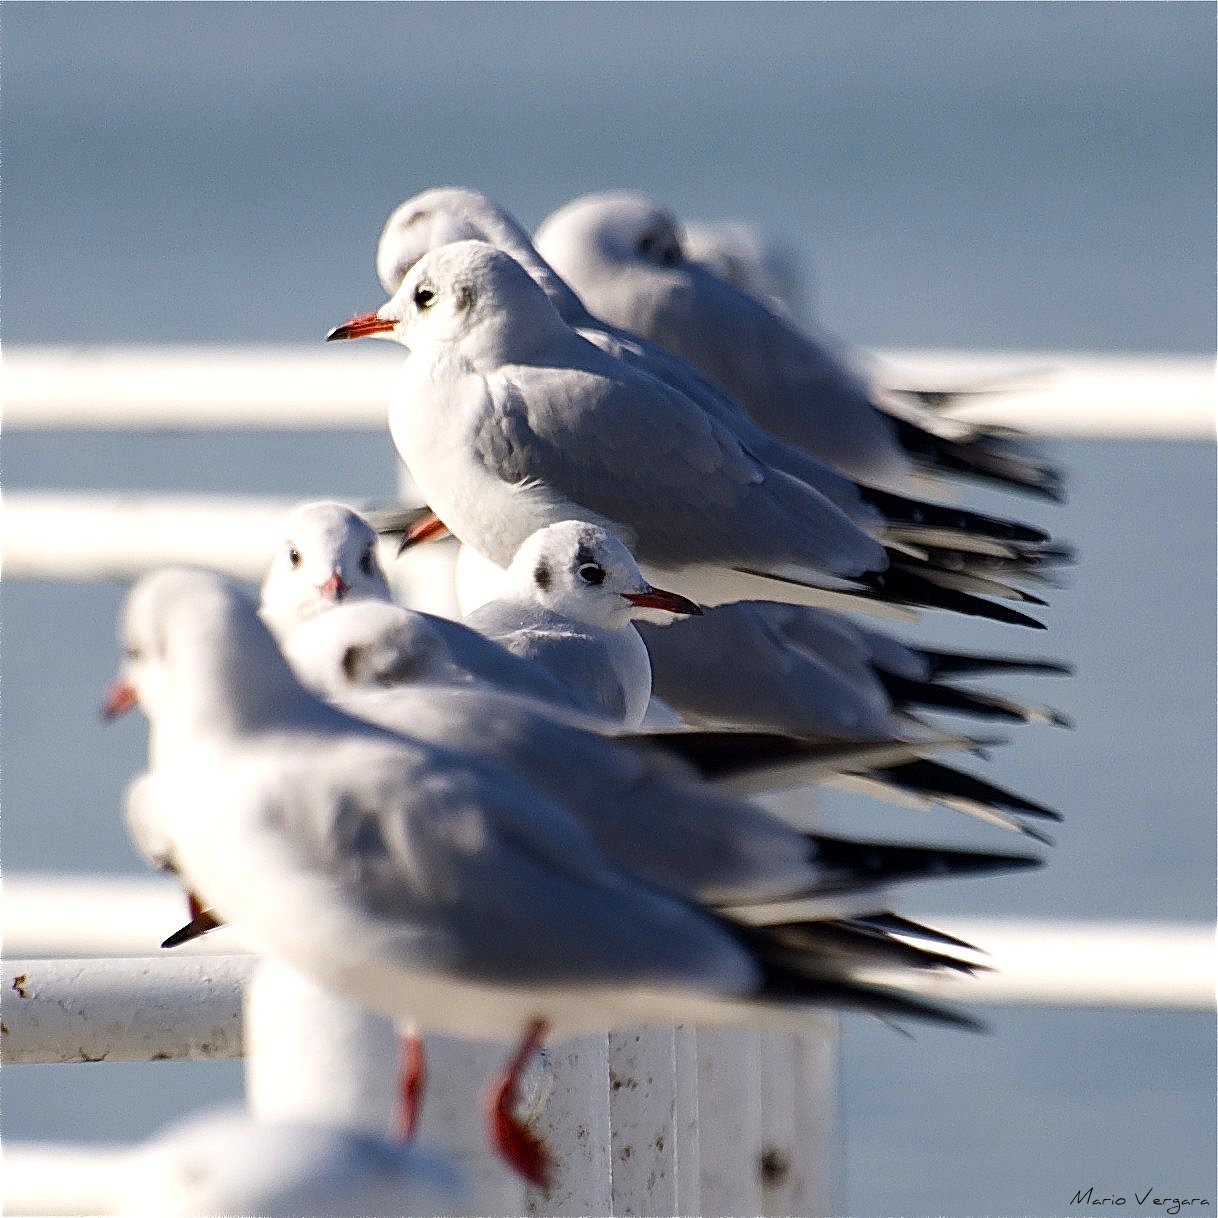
[533,562,552,592]
[455,284,475,311]
[341,644,369,685]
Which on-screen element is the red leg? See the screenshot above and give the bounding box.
[396,1027,426,1142]
[483,1018,551,1187]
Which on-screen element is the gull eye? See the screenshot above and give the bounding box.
[359,547,375,577]
[124,646,143,662]
[577,562,605,586]
[637,231,680,267]
[287,546,302,569]
[413,286,435,310]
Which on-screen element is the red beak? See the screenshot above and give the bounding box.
[325,311,397,342]
[318,571,350,601]
[397,511,451,555]
[622,586,703,616]
[101,678,138,720]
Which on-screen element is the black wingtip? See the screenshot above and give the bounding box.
[862,563,1047,629]
[918,648,1074,680]
[879,672,1071,728]
[860,484,1051,545]
[888,415,1067,504]
[808,833,1043,884]
[870,758,1062,821]
[763,969,988,1033]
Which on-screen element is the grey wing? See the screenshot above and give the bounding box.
[663,263,910,487]
[331,684,825,909]
[474,343,884,578]
[575,320,878,521]
[290,742,758,991]
[464,603,632,722]
[640,602,899,739]
[423,611,608,717]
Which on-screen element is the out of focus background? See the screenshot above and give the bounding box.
[4,4,1214,1215]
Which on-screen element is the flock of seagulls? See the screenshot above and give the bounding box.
[104,187,1069,1195]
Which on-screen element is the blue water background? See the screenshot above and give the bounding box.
[3,4,1215,1215]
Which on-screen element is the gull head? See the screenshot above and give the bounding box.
[535,191,687,281]
[376,187,586,321]
[682,220,808,318]
[505,520,702,629]
[376,187,528,295]
[329,240,568,366]
[281,600,456,700]
[104,567,299,739]
[260,501,391,642]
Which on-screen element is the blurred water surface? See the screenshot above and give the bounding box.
[3,4,1214,1215]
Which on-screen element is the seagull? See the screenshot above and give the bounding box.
[369,190,1065,617]
[328,240,1051,627]
[107,568,1034,1181]
[534,190,1063,502]
[463,520,701,727]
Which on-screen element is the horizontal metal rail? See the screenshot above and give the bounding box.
[4,345,1213,436]
[4,877,1213,1044]
[3,955,251,1064]
[3,492,352,581]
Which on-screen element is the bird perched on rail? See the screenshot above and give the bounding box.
[534,190,1063,502]
[108,568,1042,1182]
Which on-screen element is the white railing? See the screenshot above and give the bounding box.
[4,345,1213,1216]
[6,875,1214,1018]
[4,345,1213,436]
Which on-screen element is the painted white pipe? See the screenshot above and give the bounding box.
[7,880,1216,1013]
[870,348,1214,438]
[1,344,400,430]
[2,955,253,1064]
[2,873,252,957]
[4,345,1212,436]
[882,918,1217,1010]
[0,492,413,583]
[6,880,1214,1011]
[243,959,401,1139]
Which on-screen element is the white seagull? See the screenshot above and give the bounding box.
[372,189,1060,575]
[534,190,1062,502]
[328,240,1050,627]
[107,569,1037,1181]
